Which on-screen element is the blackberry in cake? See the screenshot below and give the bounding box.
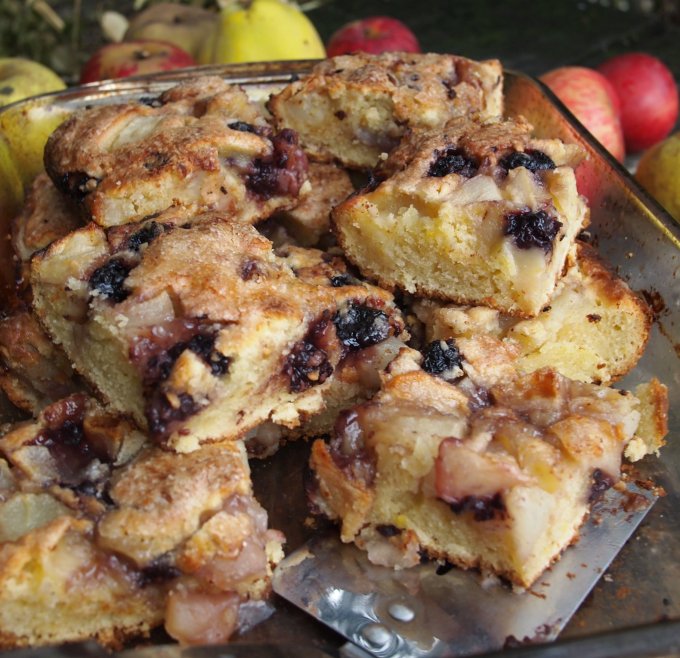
[309,341,668,587]
[333,115,588,317]
[413,242,652,386]
[0,394,284,648]
[268,52,503,169]
[44,77,309,228]
[30,216,403,452]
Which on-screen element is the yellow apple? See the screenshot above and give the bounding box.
[0,57,65,108]
[0,59,68,186]
[205,0,325,65]
[635,131,680,221]
[0,96,71,187]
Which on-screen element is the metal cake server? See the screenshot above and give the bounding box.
[273,485,655,658]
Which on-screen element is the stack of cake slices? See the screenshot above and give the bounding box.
[0,53,668,649]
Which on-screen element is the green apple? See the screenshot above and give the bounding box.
[0,57,65,108]
[635,131,680,221]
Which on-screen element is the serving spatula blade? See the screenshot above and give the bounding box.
[273,484,655,658]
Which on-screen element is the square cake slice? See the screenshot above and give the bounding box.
[413,241,653,386]
[0,394,284,648]
[0,310,82,415]
[334,115,588,317]
[268,52,503,169]
[44,77,309,228]
[30,216,403,452]
[1,174,85,414]
[309,340,668,588]
[11,172,82,266]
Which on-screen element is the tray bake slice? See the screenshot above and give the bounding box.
[44,77,309,228]
[11,172,82,269]
[268,52,503,169]
[1,173,86,414]
[0,309,83,415]
[413,241,652,386]
[0,393,284,648]
[0,516,166,650]
[9,171,83,305]
[309,341,668,588]
[30,216,404,452]
[333,115,587,317]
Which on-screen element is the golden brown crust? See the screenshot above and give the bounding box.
[310,438,375,541]
[576,241,652,309]
[378,115,531,178]
[11,173,82,264]
[99,441,252,566]
[627,378,669,459]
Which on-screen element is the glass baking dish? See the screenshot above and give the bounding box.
[0,60,678,657]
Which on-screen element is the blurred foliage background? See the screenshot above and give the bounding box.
[1,0,679,82]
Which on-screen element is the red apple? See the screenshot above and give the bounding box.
[597,52,679,153]
[540,66,625,162]
[80,40,196,84]
[326,16,420,57]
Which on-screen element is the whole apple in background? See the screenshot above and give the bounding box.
[597,52,679,154]
[540,66,625,162]
[80,40,196,84]
[0,97,71,187]
[124,3,217,62]
[206,0,325,65]
[0,57,65,108]
[635,131,680,221]
[326,16,420,57]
